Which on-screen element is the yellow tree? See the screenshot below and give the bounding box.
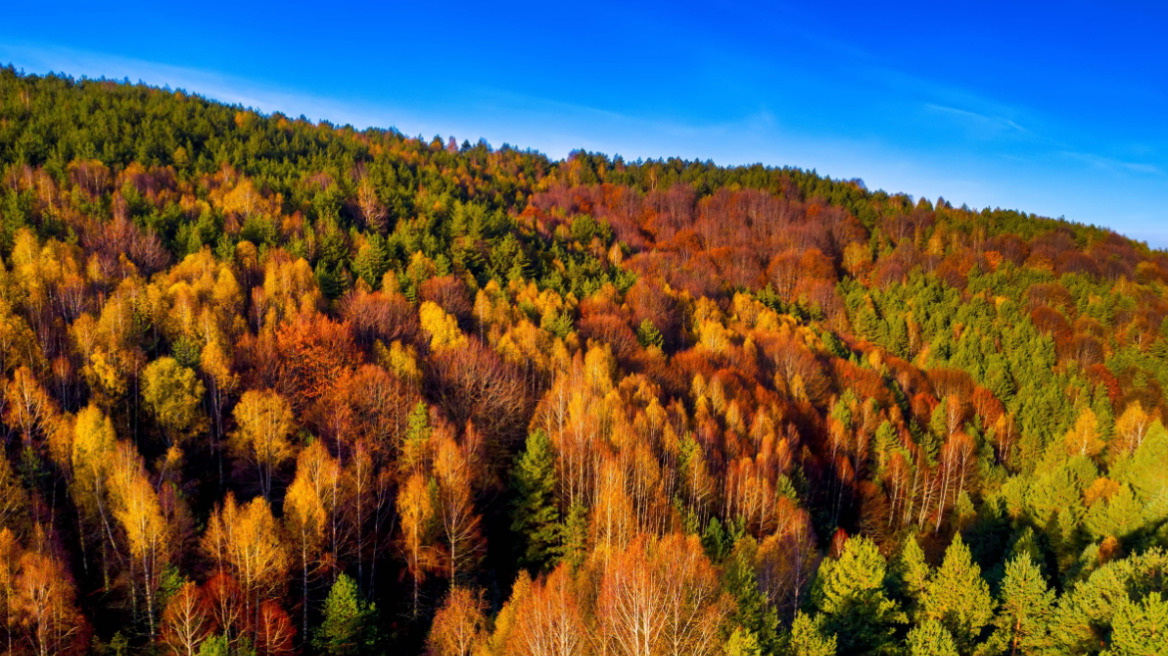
[68,405,118,587]
[4,366,56,450]
[398,472,438,618]
[427,587,488,656]
[141,356,206,448]
[160,580,215,656]
[14,549,86,656]
[433,431,484,586]
[283,443,328,637]
[108,441,169,637]
[229,389,295,500]
[202,493,290,644]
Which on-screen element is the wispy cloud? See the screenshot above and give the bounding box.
[1059,151,1163,176]
[924,103,1031,137]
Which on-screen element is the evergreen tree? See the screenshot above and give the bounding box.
[994,552,1053,656]
[559,502,589,568]
[785,611,837,656]
[921,535,994,654]
[812,535,902,655]
[1110,593,1168,656]
[894,535,933,621]
[313,574,380,656]
[510,430,561,570]
[907,619,959,656]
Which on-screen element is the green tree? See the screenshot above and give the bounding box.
[894,536,932,621]
[907,619,959,656]
[510,430,561,570]
[812,535,902,655]
[921,535,994,654]
[724,627,763,656]
[559,503,589,569]
[313,574,379,656]
[1110,593,1168,656]
[994,552,1053,656]
[785,611,836,656]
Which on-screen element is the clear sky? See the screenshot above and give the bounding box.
[2,1,1165,246]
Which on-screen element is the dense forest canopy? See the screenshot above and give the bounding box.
[0,67,1166,656]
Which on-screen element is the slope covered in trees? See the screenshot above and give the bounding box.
[0,67,1166,655]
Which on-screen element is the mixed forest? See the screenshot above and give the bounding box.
[0,67,1166,656]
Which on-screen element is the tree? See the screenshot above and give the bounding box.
[785,611,836,656]
[811,535,901,655]
[229,389,295,500]
[312,574,378,656]
[162,581,216,656]
[283,445,328,637]
[993,553,1053,656]
[511,430,561,570]
[1110,593,1168,656]
[920,535,993,654]
[202,494,289,644]
[398,472,438,617]
[894,536,932,621]
[14,550,87,656]
[433,431,484,585]
[906,620,959,656]
[427,587,487,656]
[142,356,206,447]
[109,441,169,637]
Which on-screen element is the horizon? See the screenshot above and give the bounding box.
[1,1,1165,247]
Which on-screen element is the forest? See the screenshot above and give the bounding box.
[0,67,1165,656]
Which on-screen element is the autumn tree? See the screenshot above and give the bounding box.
[229,389,296,500]
[162,581,216,656]
[142,356,206,447]
[427,587,487,656]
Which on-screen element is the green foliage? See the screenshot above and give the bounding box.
[313,574,380,656]
[906,620,959,656]
[510,430,561,570]
[920,535,994,654]
[785,612,837,656]
[812,536,902,655]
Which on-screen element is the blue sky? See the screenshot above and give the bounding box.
[2,1,1165,246]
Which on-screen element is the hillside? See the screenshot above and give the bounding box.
[0,67,1166,656]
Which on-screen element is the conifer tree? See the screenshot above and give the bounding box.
[812,535,901,655]
[313,574,379,656]
[510,430,561,570]
[921,534,994,654]
[907,619,959,656]
[994,552,1053,656]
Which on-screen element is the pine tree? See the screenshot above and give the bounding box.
[559,503,589,568]
[894,535,932,621]
[907,619,959,656]
[313,574,379,656]
[812,535,902,655]
[994,552,1053,656]
[1110,593,1168,656]
[921,534,994,654]
[510,430,561,570]
[786,611,836,656]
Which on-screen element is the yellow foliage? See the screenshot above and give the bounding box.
[420,301,467,351]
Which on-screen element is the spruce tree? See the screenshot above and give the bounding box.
[510,430,561,570]
[994,552,1053,656]
[907,619,959,656]
[313,574,380,656]
[921,534,994,654]
[812,535,902,655]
